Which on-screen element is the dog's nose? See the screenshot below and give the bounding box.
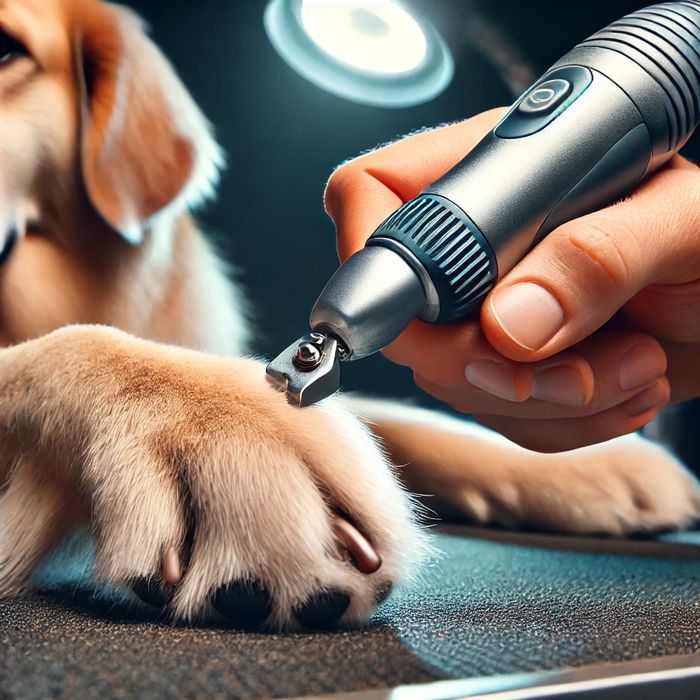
[0,227,17,265]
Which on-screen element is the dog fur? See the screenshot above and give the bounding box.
[0,0,698,630]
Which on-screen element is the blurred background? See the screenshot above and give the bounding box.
[126,0,698,467]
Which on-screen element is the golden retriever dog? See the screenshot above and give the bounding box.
[0,0,698,630]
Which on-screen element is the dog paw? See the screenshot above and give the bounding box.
[0,326,428,629]
[454,435,700,536]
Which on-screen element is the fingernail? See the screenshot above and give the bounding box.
[532,365,587,406]
[625,382,667,417]
[163,547,182,585]
[465,360,518,401]
[490,283,565,351]
[618,343,666,391]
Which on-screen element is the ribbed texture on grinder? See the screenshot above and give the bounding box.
[579,1,700,149]
[370,195,496,322]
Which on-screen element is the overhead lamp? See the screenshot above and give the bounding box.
[264,0,454,108]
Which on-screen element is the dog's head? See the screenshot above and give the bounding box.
[0,0,223,341]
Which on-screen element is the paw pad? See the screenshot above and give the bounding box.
[212,579,273,626]
[293,588,351,629]
[132,577,173,608]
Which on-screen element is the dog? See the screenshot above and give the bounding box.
[0,0,698,631]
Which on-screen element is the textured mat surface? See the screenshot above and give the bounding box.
[3,527,700,698]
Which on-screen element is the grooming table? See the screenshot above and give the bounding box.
[2,526,700,699]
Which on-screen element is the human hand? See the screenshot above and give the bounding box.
[324,109,700,452]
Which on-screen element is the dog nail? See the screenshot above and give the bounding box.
[374,582,393,604]
[212,579,272,626]
[132,577,173,608]
[293,589,351,629]
[162,547,182,585]
[333,516,382,574]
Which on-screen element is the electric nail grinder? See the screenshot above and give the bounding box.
[267,1,700,407]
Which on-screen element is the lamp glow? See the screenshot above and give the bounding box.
[300,0,428,75]
[264,0,453,107]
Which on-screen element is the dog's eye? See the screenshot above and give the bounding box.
[0,30,26,65]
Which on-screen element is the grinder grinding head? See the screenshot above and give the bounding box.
[266,332,342,407]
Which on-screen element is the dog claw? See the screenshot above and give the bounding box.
[162,547,182,585]
[333,516,382,574]
[212,579,272,626]
[132,577,173,608]
[293,588,350,629]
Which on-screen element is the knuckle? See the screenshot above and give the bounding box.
[323,164,358,217]
[560,215,640,290]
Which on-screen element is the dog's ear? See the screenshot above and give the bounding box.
[74,3,223,244]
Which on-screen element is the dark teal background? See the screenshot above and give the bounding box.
[125,1,699,466]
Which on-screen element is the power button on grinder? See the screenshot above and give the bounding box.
[519,79,572,114]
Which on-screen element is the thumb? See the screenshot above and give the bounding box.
[481,159,700,362]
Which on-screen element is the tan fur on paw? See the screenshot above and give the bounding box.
[343,398,700,538]
[451,436,700,536]
[0,326,429,629]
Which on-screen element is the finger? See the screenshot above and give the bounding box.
[414,330,667,420]
[623,284,700,344]
[474,378,671,453]
[324,109,507,261]
[481,160,700,362]
[661,340,700,404]
[383,317,534,402]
